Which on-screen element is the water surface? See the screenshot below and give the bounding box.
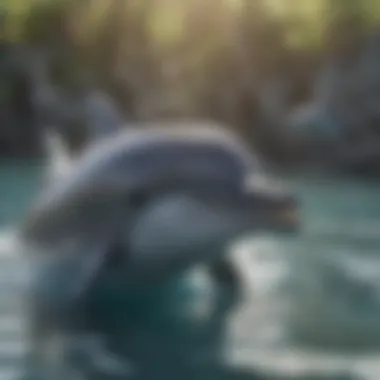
[1,162,380,379]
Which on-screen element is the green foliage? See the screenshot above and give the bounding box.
[2,0,380,125]
[3,0,380,47]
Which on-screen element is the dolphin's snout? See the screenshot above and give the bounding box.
[246,183,300,233]
[270,193,300,232]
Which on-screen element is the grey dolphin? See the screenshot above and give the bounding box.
[20,121,298,377]
[21,121,299,292]
[22,121,297,251]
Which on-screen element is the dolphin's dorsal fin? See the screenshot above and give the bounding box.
[43,128,74,181]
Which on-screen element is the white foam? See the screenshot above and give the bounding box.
[0,230,19,259]
[0,317,24,332]
[0,341,26,357]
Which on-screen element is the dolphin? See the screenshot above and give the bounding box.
[22,121,298,285]
[21,120,299,305]
[19,121,299,377]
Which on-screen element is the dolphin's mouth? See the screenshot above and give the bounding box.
[242,172,300,232]
[271,200,300,232]
[242,179,300,234]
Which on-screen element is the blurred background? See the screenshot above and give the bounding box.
[2,0,380,379]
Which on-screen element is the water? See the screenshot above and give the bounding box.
[1,162,380,379]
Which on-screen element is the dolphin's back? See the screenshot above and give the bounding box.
[21,122,260,249]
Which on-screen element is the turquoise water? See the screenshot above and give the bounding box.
[0,160,44,227]
[1,162,380,379]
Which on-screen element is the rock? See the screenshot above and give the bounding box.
[282,33,380,173]
[0,44,42,157]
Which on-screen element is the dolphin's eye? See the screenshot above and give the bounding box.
[197,180,241,200]
[129,191,151,209]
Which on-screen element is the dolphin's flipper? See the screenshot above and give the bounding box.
[208,258,242,310]
[209,258,241,294]
[207,258,243,323]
